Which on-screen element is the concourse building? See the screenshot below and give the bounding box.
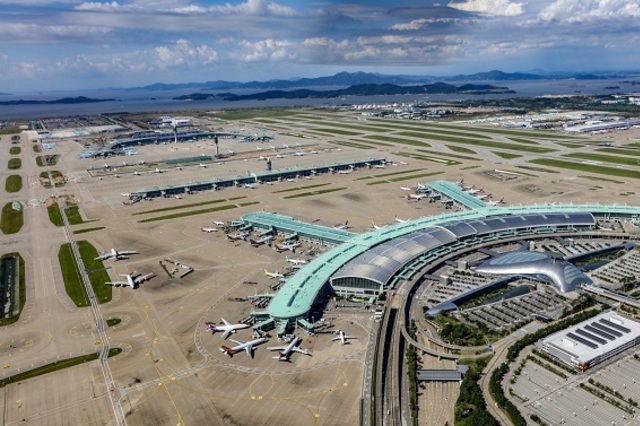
[261,204,640,332]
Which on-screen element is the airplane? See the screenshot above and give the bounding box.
[406,193,426,201]
[374,164,386,169]
[226,231,250,241]
[371,221,386,230]
[416,183,429,191]
[205,318,250,339]
[465,187,483,195]
[282,143,290,149]
[95,248,139,261]
[201,227,218,233]
[267,336,311,361]
[400,186,412,191]
[270,145,277,151]
[220,337,268,358]
[132,171,142,176]
[244,183,255,189]
[264,269,284,279]
[334,221,349,230]
[475,193,492,200]
[250,235,273,247]
[455,179,464,187]
[486,198,505,206]
[176,166,183,170]
[228,149,235,155]
[212,220,226,226]
[275,241,301,253]
[337,170,351,175]
[285,256,307,265]
[256,146,263,151]
[153,168,165,174]
[332,330,356,345]
[174,194,182,200]
[105,272,154,289]
[294,151,305,156]
[199,163,208,168]
[394,216,407,224]
[121,193,130,197]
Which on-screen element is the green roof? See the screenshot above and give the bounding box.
[241,211,354,244]
[428,180,487,210]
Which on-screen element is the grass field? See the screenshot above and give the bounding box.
[59,241,112,307]
[1,203,24,234]
[8,158,21,170]
[530,158,640,179]
[283,187,347,199]
[565,152,640,167]
[366,171,443,185]
[48,203,86,226]
[9,146,21,155]
[5,175,22,192]
[208,109,298,120]
[138,201,258,223]
[0,253,26,326]
[493,151,522,159]
[446,145,476,154]
[396,131,555,153]
[272,183,332,193]
[361,135,431,148]
[598,147,640,157]
[308,128,362,136]
[58,243,90,307]
[132,197,239,216]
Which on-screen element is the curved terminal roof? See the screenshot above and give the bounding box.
[267,204,640,320]
[475,251,592,292]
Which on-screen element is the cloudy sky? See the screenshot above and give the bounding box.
[1,0,639,91]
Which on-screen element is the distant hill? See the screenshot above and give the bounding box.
[174,82,515,102]
[0,96,115,106]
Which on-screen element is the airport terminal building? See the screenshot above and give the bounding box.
[538,312,640,371]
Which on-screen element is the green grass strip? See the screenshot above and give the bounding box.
[308,128,361,136]
[73,226,107,235]
[416,149,479,161]
[565,152,640,167]
[272,183,331,193]
[363,134,431,148]
[446,145,476,154]
[354,168,424,181]
[1,203,24,234]
[329,140,374,149]
[392,151,460,165]
[59,243,89,307]
[598,147,640,157]
[208,109,299,120]
[8,158,21,170]
[352,138,394,147]
[493,151,522,159]
[557,143,583,149]
[9,147,21,155]
[107,318,122,327]
[138,202,258,223]
[5,175,22,192]
[577,175,625,184]
[506,137,540,145]
[367,171,444,185]
[283,187,347,199]
[133,197,246,215]
[530,158,640,179]
[396,131,555,153]
[48,204,86,226]
[0,253,26,326]
[304,120,388,133]
[516,165,558,174]
[0,349,122,388]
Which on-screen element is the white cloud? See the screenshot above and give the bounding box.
[448,0,524,17]
[154,39,218,69]
[538,0,640,23]
[75,1,122,11]
[390,17,470,31]
[0,23,112,43]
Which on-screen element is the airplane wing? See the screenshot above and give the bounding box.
[118,250,138,255]
[229,339,243,345]
[221,317,232,327]
[134,273,154,284]
[244,344,254,358]
[293,347,311,356]
[331,336,341,341]
[222,329,232,340]
[105,281,127,286]
[95,254,111,261]
[267,345,287,351]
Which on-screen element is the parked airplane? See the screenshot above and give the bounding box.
[268,336,311,361]
[332,330,356,345]
[199,163,208,168]
[334,221,350,230]
[275,241,301,253]
[153,168,165,173]
[132,171,142,176]
[226,231,250,241]
[475,193,492,200]
[220,337,268,358]
[201,227,218,233]
[95,248,139,261]
[205,318,250,339]
[406,193,426,201]
[176,166,183,170]
[250,235,273,247]
[486,198,505,206]
[400,186,412,191]
[212,220,226,226]
[285,256,307,265]
[394,216,407,224]
[244,183,255,189]
[371,221,386,230]
[105,272,154,289]
[416,183,429,191]
[264,269,284,279]
[465,187,483,195]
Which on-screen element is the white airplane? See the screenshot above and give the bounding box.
[465,187,483,195]
[244,183,255,189]
[132,171,142,176]
[198,163,208,168]
[371,221,385,230]
[487,198,505,206]
[394,216,407,224]
[205,318,250,339]
[201,226,218,233]
[337,170,351,175]
[226,231,250,241]
[400,186,412,191]
[105,272,154,289]
[250,235,273,247]
[268,336,311,361]
[282,143,290,149]
[275,241,301,253]
[152,167,165,174]
[228,149,235,155]
[332,330,356,345]
[406,193,426,201]
[475,192,492,200]
[455,179,464,187]
[176,166,183,170]
[416,182,429,191]
[220,337,268,358]
[95,248,139,261]
[264,269,284,279]
[334,221,350,230]
[212,220,226,226]
[121,193,130,197]
[285,256,307,265]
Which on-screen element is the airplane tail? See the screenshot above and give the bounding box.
[220,346,234,357]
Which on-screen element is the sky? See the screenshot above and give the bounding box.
[1,0,639,91]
